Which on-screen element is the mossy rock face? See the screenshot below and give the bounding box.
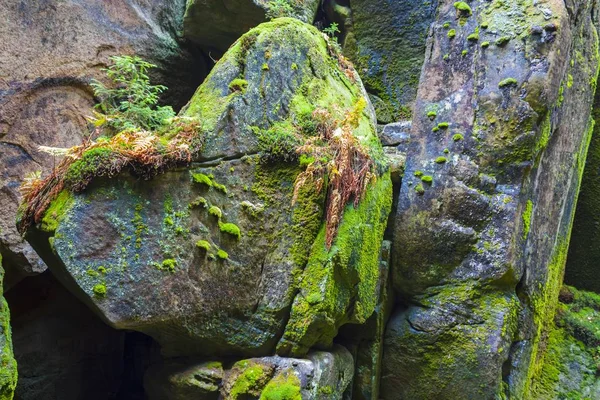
[530,286,600,398]
[0,255,17,400]
[388,0,600,398]
[25,19,391,359]
[183,0,320,51]
[144,345,353,400]
[343,0,439,122]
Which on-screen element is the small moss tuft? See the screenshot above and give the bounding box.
[196,240,211,251]
[435,156,448,164]
[453,133,464,141]
[228,78,248,94]
[415,183,425,195]
[162,259,177,271]
[217,249,229,260]
[437,122,450,129]
[414,170,424,177]
[481,41,490,48]
[447,29,456,39]
[453,2,472,16]
[499,78,518,88]
[93,284,107,296]
[427,111,437,120]
[421,175,433,184]
[192,173,213,187]
[220,222,241,239]
[209,206,222,219]
[496,36,511,46]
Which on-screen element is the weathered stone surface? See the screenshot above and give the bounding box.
[0,255,17,400]
[386,0,600,399]
[344,0,439,122]
[0,0,205,287]
[25,19,392,359]
[5,272,127,400]
[145,345,353,399]
[183,0,320,51]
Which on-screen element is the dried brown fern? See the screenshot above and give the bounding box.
[18,118,201,233]
[293,99,375,248]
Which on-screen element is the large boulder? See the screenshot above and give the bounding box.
[23,18,392,359]
[183,0,320,51]
[0,0,205,288]
[343,0,439,123]
[385,0,600,399]
[144,344,353,399]
[0,255,17,400]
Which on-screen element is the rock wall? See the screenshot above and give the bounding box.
[385,0,600,398]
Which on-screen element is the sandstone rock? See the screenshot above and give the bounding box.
[386,0,600,398]
[0,255,17,400]
[24,19,392,359]
[0,0,205,287]
[183,0,320,51]
[145,345,353,399]
[343,0,439,122]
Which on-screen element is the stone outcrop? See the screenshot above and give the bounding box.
[144,345,353,399]
[0,0,205,288]
[24,19,392,363]
[385,0,600,399]
[183,0,320,51]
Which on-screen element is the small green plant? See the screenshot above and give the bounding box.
[265,0,295,20]
[90,56,175,134]
[415,183,425,195]
[453,133,464,141]
[421,175,433,184]
[447,29,456,39]
[454,2,472,16]
[323,22,341,39]
[435,156,448,164]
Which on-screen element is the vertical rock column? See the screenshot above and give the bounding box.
[384,0,600,399]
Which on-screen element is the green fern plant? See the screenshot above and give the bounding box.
[265,0,295,20]
[90,55,175,134]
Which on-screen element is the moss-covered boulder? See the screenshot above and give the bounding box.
[386,0,600,398]
[0,255,17,400]
[343,0,439,122]
[144,345,353,399]
[23,18,392,359]
[183,0,320,51]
